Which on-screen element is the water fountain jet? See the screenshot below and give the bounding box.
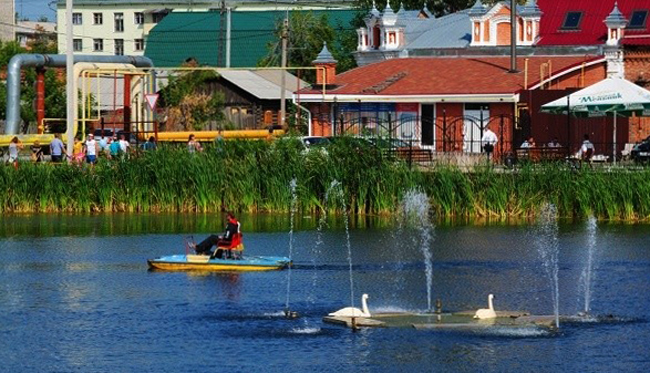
[401,188,435,313]
[534,203,561,329]
[284,179,299,319]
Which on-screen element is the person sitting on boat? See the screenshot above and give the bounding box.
[194,212,241,258]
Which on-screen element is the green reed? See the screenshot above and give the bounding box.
[1,138,650,220]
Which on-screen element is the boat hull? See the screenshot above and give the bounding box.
[147,254,290,272]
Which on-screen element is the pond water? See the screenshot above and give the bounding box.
[0,214,649,372]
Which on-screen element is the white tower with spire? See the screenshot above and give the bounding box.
[604,2,627,78]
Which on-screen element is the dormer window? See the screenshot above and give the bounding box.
[561,12,583,30]
[628,10,648,29]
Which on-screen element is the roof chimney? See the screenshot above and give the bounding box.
[313,42,338,86]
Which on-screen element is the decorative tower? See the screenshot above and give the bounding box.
[604,2,628,78]
[468,0,488,46]
[358,1,382,51]
[605,2,627,46]
[313,42,338,86]
[519,0,543,46]
[381,2,403,51]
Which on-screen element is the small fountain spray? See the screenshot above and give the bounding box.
[534,203,561,329]
[284,178,299,319]
[580,215,598,316]
[401,188,434,313]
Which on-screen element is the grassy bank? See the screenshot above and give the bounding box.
[1,138,649,219]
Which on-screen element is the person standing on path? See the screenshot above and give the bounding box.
[481,127,498,162]
[8,136,23,169]
[83,134,99,165]
[50,133,67,163]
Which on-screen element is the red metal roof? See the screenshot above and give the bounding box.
[622,35,650,46]
[537,0,650,46]
[300,56,603,96]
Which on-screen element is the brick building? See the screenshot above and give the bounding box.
[295,1,650,159]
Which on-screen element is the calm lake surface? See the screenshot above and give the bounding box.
[0,213,649,372]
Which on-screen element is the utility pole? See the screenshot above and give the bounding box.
[218,1,226,67]
[279,17,288,127]
[509,0,518,73]
[226,5,231,68]
[65,0,74,156]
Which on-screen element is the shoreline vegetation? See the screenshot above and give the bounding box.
[1,138,649,220]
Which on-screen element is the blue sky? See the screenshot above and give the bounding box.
[14,0,57,22]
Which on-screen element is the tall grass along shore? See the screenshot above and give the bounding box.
[1,138,649,220]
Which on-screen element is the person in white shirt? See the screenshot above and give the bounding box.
[481,128,498,160]
[577,134,594,160]
[118,134,130,154]
[83,134,99,164]
[547,137,561,148]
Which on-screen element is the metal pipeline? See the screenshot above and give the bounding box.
[5,54,153,134]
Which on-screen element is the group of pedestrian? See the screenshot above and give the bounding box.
[5,132,148,168]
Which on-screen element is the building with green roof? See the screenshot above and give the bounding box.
[145,9,358,68]
[56,1,355,56]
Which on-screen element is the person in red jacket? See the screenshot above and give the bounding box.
[194,212,241,258]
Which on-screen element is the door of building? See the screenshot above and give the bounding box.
[464,103,489,153]
[421,104,434,147]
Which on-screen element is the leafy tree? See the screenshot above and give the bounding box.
[259,11,359,82]
[160,61,225,131]
[0,40,65,130]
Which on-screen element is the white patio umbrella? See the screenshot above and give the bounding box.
[540,77,650,164]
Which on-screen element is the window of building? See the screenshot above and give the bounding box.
[134,38,144,51]
[93,13,103,25]
[115,39,124,55]
[561,12,583,30]
[93,39,103,52]
[628,10,648,29]
[114,13,124,32]
[152,12,168,24]
[134,12,144,25]
[72,13,82,25]
[73,38,82,51]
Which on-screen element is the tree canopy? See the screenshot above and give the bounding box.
[0,39,60,130]
[259,11,360,83]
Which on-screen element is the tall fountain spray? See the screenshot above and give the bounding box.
[580,215,598,315]
[534,203,561,329]
[284,178,298,316]
[329,181,356,310]
[401,188,434,312]
[306,181,335,305]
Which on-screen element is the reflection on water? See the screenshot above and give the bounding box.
[0,214,649,372]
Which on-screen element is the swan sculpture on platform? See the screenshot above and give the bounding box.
[328,294,371,318]
[474,294,497,319]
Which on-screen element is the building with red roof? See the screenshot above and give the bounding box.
[295,1,650,160]
[537,0,650,47]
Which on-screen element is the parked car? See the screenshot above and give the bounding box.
[631,136,650,163]
[301,136,331,148]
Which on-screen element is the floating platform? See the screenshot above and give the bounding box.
[322,316,386,328]
[323,310,562,330]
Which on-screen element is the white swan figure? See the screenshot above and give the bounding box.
[474,294,497,319]
[328,294,371,318]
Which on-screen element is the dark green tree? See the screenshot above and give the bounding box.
[259,11,359,83]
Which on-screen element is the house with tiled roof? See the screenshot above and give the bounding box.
[299,47,609,157]
[299,0,650,160]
